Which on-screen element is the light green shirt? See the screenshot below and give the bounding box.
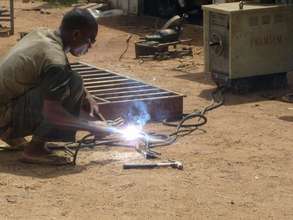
[0,28,67,127]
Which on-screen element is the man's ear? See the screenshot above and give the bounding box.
[72,29,81,41]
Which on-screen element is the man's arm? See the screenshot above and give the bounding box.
[40,64,110,134]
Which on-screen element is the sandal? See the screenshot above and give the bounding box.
[0,138,28,151]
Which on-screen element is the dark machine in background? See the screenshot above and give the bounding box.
[135,14,192,59]
[140,0,211,25]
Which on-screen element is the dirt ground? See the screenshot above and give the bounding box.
[0,1,293,219]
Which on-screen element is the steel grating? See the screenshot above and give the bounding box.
[70,62,184,121]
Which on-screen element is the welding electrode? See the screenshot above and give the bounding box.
[123,161,183,170]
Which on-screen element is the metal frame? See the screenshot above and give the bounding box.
[70,62,184,121]
[0,0,14,35]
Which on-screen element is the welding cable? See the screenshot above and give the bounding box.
[119,34,133,61]
[65,133,115,165]
[151,86,225,147]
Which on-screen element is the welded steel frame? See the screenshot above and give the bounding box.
[70,62,184,121]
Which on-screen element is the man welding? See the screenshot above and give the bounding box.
[0,8,110,165]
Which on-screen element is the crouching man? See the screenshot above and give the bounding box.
[0,8,110,165]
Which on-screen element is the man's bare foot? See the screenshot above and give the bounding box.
[0,127,28,150]
[2,138,28,150]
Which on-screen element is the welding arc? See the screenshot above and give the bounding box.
[69,87,225,165]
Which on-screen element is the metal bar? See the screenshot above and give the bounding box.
[0,18,11,21]
[83,78,130,86]
[86,82,142,90]
[106,92,173,101]
[97,88,162,97]
[0,9,9,13]
[75,61,185,97]
[70,63,84,67]
[10,0,14,35]
[83,76,123,82]
[90,85,151,94]
[75,69,106,74]
[81,73,114,78]
[71,67,97,71]
[0,13,11,17]
[70,62,184,121]
[98,94,182,104]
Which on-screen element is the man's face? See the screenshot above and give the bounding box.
[69,28,97,57]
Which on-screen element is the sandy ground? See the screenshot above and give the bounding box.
[0,1,293,219]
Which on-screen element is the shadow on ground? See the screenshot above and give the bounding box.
[0,150,116,179]
[279,116,293,122]
[177,71,293,106]
[175,71,214,86]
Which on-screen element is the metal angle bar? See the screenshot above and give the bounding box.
[98,95,182,104]
[75,61,186,97]
[82,76,123,82]
[83,79,131,86]
[71,64,94,67]
[75,69,106,74]
[71,67,97,71]
[90,85,151,93]
[97,88,163,97]
[0,13,10,17]
[81,73,114,78]
[105,91,173,100]
[70,63,83,66]
[0,18,11,21]
[86,82,142,90]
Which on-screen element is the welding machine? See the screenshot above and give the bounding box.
[202,2,293,93]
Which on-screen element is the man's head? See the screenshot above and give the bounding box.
[60,8,98,57]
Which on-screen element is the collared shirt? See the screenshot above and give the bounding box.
[0,28,67,127]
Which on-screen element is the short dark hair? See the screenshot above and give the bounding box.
[61,8,97,33]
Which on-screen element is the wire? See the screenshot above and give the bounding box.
[119,34,133,61]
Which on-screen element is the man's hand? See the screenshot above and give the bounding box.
[83,90,101,119]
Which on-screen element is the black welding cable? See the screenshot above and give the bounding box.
[149,87,225,147]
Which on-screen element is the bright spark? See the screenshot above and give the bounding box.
[120,125,143,141]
